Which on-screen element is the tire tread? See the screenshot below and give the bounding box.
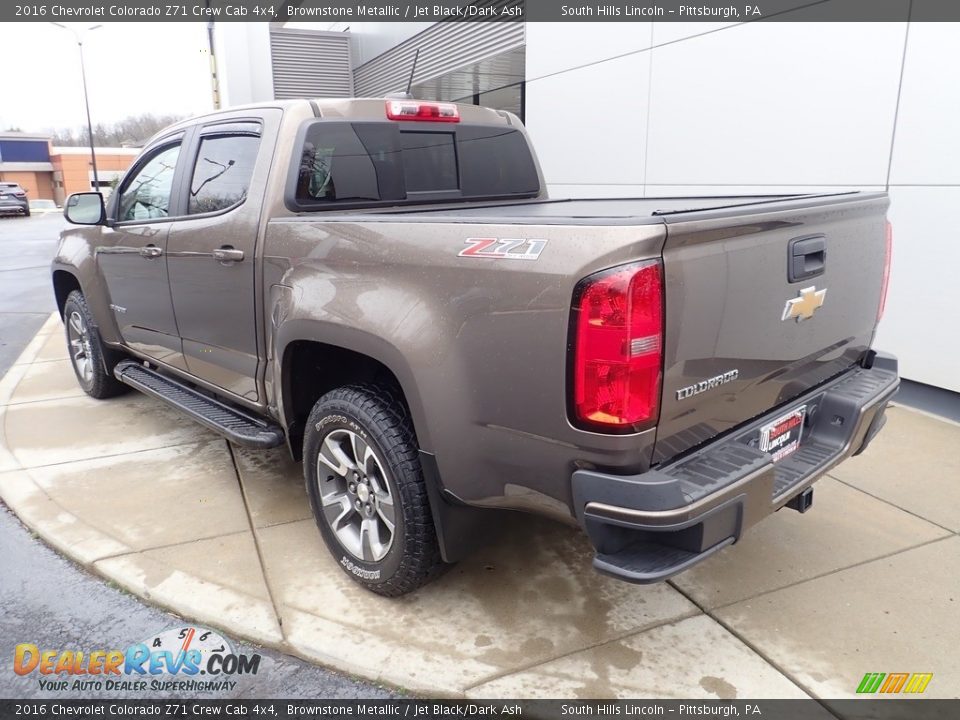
[63,290,128,400]
[305,383,445,597]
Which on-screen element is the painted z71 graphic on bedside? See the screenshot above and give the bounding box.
[459,238,547,260]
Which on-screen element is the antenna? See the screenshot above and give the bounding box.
[386,48,421,100]
[405,48,420,96]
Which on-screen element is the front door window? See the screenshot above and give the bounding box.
[118,144,181,221]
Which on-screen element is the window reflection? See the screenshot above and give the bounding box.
[119,144,181,221]
[189,134,260,215]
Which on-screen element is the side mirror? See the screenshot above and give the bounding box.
[64,192,105,225]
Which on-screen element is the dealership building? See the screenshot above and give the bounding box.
[0,132,139,204]
[212,19,960,396]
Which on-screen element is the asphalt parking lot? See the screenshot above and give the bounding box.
[0,213,60,374]
[0,215,958,700]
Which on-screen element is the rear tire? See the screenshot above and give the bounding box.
[303,384,446,596]
[63,291,128,399]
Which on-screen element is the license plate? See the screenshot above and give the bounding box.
[759,406,806,462]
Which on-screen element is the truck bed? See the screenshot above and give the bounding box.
[329,192,868,225]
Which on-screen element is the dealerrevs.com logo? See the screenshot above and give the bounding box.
[13,626,261,693]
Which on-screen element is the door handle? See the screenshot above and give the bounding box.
[139,245,163,259]
[788,235,826,283]
[213,246,244,263]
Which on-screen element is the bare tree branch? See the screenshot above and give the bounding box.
[48,113,185,148]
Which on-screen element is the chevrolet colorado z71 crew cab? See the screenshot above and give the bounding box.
[53,98,898,596]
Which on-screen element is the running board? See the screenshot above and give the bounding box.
[113,360,284,449]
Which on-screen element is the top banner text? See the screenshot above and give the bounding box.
[6,0,958,24]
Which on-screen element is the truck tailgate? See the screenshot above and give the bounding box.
[653,193,890,464]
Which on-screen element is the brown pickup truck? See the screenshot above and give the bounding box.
[52,98,898,596]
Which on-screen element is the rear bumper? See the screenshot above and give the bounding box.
[572,352,899,584]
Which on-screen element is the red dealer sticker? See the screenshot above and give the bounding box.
[759,406,807,462]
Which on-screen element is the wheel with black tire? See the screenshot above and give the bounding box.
[62,290,128,399]
[304,384,446,596]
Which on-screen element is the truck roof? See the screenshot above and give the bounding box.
[161,97,514,137]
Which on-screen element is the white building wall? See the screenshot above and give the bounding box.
[525,21,959,393]
[879,20,960,394]
[213,23,275,105]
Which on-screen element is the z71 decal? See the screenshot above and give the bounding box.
[459,238,547,261]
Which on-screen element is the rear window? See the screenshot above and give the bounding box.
[290,121,539,210]
[400,132,458,192]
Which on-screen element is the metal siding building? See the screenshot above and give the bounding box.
[353,22,524,100]
[270,28,354,99]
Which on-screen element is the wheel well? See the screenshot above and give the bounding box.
[53,270,81,318]
[282,340,409,461]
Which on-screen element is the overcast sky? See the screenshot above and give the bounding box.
[0,23,214,133]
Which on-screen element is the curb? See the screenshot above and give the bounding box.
[0,316,417,694]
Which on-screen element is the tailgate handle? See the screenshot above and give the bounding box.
[788,235,826,283]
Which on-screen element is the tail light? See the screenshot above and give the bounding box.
[878,221,892,321]
[571,260,664,431]
[385,100,460,123]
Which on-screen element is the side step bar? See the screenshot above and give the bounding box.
[113,360,285,449]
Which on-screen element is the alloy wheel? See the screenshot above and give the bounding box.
[316,428,396,562]
[67,311,94,384]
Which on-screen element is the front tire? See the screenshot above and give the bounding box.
[63,291,128,399]
[304,384,445,596]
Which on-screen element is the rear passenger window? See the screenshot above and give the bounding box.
[292,121,539,209]
[188,133,260,215]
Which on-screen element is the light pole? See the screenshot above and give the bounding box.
[51,23,103,191]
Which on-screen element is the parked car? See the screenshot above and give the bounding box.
[28,198,60,215]
[52,98,899,596]
[0,182,29,216]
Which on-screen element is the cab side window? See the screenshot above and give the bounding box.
[118,143,181,222]
[188,132,260,215]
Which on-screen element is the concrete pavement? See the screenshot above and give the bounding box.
[0,214,391,700]
[1,315,957,699]
[0,502,398,700]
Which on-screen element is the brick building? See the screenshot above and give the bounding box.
[0,132,139,205]
[0,133,55,201]
[50,146,141,204]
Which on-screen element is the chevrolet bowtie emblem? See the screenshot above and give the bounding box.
[782,286,827,322]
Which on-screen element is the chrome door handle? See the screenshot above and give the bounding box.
[139,245,163,259]
[213,247,244,262]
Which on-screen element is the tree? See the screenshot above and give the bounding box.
[49,113,185,148]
